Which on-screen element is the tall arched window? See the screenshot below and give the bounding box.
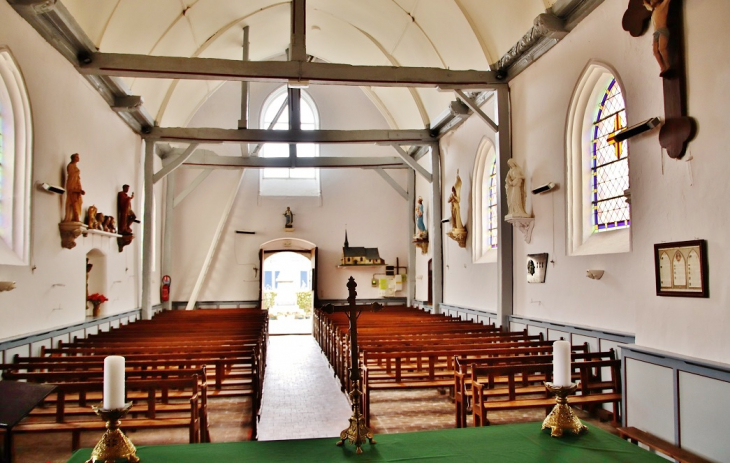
[259,86,320,196]
[591,78,629,232]
[0,49,32,265]
[566,62,630,256]
[472,138,498,263]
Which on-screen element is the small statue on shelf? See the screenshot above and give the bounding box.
[94,212,105,230]
[505,159,529,219]
[446,170,467,248]
[283,207,294,230]
[117,185,135,235]
[86,205,99,229]
[63,153,85,223]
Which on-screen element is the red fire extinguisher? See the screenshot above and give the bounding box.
[161,275,171,302]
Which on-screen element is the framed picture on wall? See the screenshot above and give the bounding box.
[654,240,708,298]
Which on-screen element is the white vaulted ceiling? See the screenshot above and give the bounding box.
[62,0,554,129]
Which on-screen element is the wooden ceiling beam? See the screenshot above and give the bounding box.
[78,52,502,88]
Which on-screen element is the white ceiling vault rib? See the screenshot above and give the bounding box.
[343,21,429,128]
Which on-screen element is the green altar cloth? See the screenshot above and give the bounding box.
[68,422,665,462]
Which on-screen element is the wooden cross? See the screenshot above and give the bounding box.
[322,276,382,454]
[622,0,696,159]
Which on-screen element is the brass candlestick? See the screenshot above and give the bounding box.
[541,382,588,438]
[86,402,139,463]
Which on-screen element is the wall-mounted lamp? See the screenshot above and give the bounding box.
[37,182,65,194]
[531,182,557,195]
[586,270,604,280]
[0,281,16,292]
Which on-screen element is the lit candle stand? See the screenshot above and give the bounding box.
[541,341,588,438]
[86,356,139,463]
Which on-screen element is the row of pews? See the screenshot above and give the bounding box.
[0,308,268,451]
[314,305,621,428]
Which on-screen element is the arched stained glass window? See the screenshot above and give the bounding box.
[486,157,498,249]
[472,138,498,263]
[0,48,32,265]
[591,78,630,232]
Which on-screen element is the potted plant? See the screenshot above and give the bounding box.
[87,293,108,317]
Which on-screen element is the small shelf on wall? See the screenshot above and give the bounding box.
[337,264,386,269]
[85,229,122,238]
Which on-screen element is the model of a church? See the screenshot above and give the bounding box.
[340,232,384,266]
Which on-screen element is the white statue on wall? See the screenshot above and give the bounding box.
[505,159,529,219]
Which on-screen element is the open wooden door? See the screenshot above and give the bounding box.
[427,259,433,306]
[258,248,264,309]
[312,247,319,307]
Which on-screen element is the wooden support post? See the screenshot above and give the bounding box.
[141,140,155,320]
[496,86,513,329]
[162,170,175,312]
[430,143,443,313]
[407,169,416,307]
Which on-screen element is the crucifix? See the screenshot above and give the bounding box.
[322,276,382,454]
[622,0,696,159]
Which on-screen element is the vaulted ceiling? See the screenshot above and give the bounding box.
[57,0,556,130]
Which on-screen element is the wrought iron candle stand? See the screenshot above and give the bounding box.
[323,277,382,454]
[86,402,139,463]
[541,382,588,438]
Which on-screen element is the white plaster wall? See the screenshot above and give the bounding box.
[505,0,730,361]
[171,81,409,302]
[0,2,142,340]
[434,102,499,312]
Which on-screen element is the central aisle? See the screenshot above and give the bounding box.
[256,335,353,441]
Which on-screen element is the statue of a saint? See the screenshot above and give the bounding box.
[644,0,671,76]
[63,153,85,223]
[415,197,426,238]
[505,159,529,219]
[283,207,294,229]
[117,185,135,235]
[448,170,464,231]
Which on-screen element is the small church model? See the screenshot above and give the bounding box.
[340,231,385,266]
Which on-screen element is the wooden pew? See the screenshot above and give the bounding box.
[453,348,613,428]
[11,375,205,451]
[617,427,713,463]
[471,359,622,427]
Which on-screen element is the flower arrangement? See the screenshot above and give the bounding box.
[87,293,108,303]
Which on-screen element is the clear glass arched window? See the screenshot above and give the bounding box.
[260,86,319,180]
[0,49,32,265]
[591,78,630,232]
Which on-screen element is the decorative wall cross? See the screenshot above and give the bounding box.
[622,0,696,159]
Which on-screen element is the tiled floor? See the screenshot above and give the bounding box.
[257,335,353,441]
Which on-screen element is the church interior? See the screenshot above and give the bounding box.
[1,0,729,461]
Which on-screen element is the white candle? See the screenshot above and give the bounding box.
[103,355,125,410]
[552,341,571,387]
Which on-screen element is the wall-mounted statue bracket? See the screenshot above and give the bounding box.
[622,0,696,159]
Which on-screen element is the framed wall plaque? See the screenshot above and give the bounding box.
[654,240,708,297]
[526,253,548,284]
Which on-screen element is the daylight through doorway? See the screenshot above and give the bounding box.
[263,251,314,335]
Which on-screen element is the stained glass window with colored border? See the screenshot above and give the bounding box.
[487,157,498,249]
[591,78,630,232]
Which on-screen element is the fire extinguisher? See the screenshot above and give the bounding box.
[161,275,171,302]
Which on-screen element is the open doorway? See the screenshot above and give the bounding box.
[262,250,315,335]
